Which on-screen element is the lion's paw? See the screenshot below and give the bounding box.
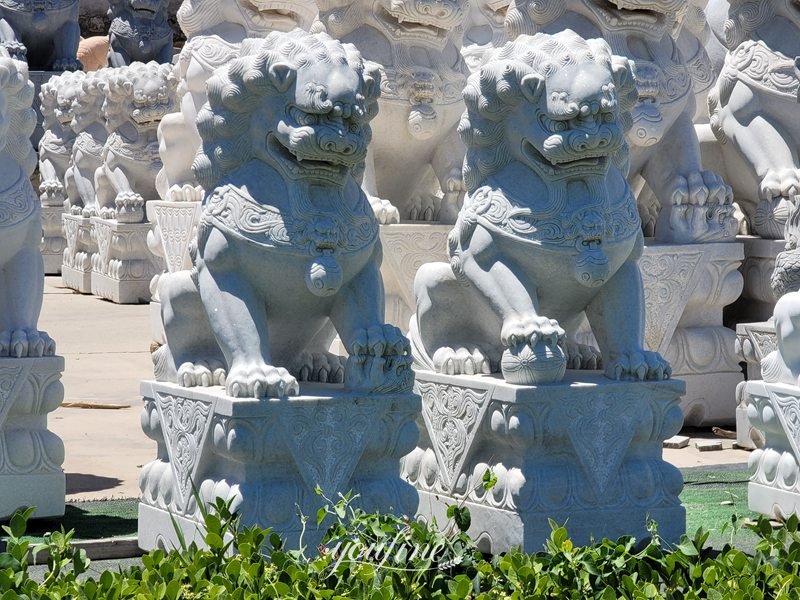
[226,362,299,398]
[408,193,442,222]
[760,168,800,201]
[669,169,732,207]
[369,195,400,224]
[3,41,26,60]
[345,353,414,393]
[349,324,410,358]
[501,315,565,349]
[292,352,344,384]
[0,329,56,358]
[98,205,117,219]
[39,181,66,207]
[605,351,671,381]
[177,360,226,388]
[167,184,205,203]
[666,202,738,244]
[115,192,145,223]
[561,340,602,370]
[432,346,492,376]
[81,205,98,218]
[52,57,82,72]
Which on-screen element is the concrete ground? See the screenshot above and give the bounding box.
[38,276,752,503]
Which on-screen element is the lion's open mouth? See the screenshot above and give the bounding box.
[268,135,351,181]
[377,4,451,40]
[243,2,314,30]
[591,0,665,26]
[522,139,610,177]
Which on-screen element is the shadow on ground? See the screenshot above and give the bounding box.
[66,473,124,495]
[2,499,139,542]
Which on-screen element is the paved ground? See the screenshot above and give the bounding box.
[38,276,753,503]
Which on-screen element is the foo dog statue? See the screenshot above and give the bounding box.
[0,0,81,70]
[317,0,470,224]
[154,29,413,398]
[0,51,55,357]
[108,0,173,67]
[505,0,737,244]
[707,0,800,238]
[64,69,111,217]
[94,62,178,223]
[38,70,84,208]
[462,0,510,73]
[155,0,317,203]
[409,31,671,385]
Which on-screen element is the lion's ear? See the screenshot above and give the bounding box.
[611,57,638,108]
[519,74,544,104]
[268,63,296,93]
[363,61,382,100]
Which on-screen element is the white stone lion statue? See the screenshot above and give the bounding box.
[155,0,317,203]
[0,52,55,357]
[154,29,413,398]
[38,71,84,208]
[94,61,178,223]
[707,0,800,239]
[317,0,470,224]
[505,0,737,244]
[462,0,510,73]
[410,31,671,384]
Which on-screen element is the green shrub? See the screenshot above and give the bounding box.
[3,494,800,599]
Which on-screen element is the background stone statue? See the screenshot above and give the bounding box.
[409,31,671,384]
[0,0,81,70]
[0,51,55,356]
[108,0,174,67]
[154,29,413,398]
[707,0,800,238]
[505,0,737,244]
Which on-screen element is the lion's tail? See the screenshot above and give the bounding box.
[407,315,435,372]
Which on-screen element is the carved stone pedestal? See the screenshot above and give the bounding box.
[402,370,686,553]
[90,217,164,304]
[61,214,96,293]
[40,206,66,274]
[638,242,744,426]
[0,357,66,520]
[745,380,800,519]
[727,237,783,325]
[380,224,450,331]
[734,321,775,449]
[138,381,420,551]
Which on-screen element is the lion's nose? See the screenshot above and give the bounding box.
[417,0,455,18]
[320,131,356,155]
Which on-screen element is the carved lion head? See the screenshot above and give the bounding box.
[0,51,36,176]
[40,70,85,129]
[177,0,317,38]
[194,29,381,189]
[100,61,178,132]
[459,30,637,191]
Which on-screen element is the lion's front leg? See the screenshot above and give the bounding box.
[432,128,466,225]
[458,226,566,384]
[52,19,81,71]
[38,155,65,207]
[329,245,413,393]
[97,156,144,223]
[585,243,670,381]
[196,228,298,398]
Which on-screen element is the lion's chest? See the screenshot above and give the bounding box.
[105,131,161,173]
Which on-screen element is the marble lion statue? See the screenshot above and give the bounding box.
[707,0,800,239]
[317,0,470,224]
[505,0,737,244]
[155,0,317,203]
[94,62,178,223]
[409,31,672,384]
[108,0,173,67]
[0,52,55,357]
[38,71,84,208]
[154,29,413,398]
[0,0,81,70]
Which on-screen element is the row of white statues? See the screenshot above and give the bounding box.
[0,0,798,552]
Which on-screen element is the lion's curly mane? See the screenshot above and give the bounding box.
[723,0,776,49]
[458,31,638,192]
[0,53,37,176]
[39,70,85,127]
[192,29,380,191]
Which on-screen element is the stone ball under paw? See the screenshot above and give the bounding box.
[500,341,566,385]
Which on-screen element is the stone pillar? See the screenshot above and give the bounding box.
[403,370,686,553]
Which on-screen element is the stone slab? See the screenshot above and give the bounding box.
[404,370,687,553]
[664,435,690,449]
[695,440,723,452]
[138,381,421,551]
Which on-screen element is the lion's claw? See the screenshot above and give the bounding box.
[369,195,400,224]
[349,324,409,357]
[177,360,226,388]
[52,58,82,72]
[605,350,671,381]
[0,329,56,358]
[561,340,602,370]
[760,168,800,201]
[225,362,299,398]
[501,315,565,349]
[432,346,492,375]
[292,352,344,383]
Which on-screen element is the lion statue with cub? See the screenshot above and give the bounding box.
[410,30,671,384]
[154,29,413,398]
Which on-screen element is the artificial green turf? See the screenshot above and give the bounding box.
[0,468,768,551]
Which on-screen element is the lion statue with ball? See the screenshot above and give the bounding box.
[0,51,55,357]
[153,29,413,398]
[409,30,671,384]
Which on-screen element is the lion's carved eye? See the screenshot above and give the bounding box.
[289,106,318,127]
[601,112,615,124]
